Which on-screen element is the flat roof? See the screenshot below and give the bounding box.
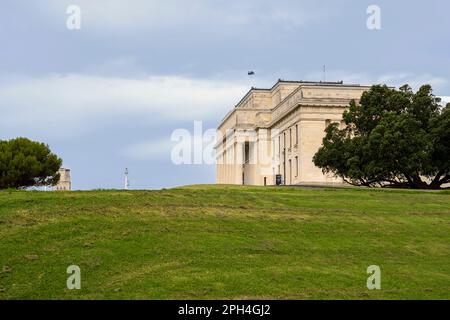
[233,79,363,108]
[218,79,370,128]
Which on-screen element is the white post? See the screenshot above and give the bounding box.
[124,168,129,190]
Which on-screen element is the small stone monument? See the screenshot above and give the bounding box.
[55,168,71,191]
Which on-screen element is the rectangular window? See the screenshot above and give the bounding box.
[289,128,292,148]
[244,142,250,163]
[295,156,298,177]
[295,124,298,145]
[289,159,292,185]
[278,136,281,155]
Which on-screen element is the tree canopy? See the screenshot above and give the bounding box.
[0,137,62,189]
[313,84,450,189]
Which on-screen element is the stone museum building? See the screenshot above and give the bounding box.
[216,79,372,186]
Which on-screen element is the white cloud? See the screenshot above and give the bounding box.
[124,122,217,162]
[40,0,320,34]
[0,74,248,139]
[440,96,450,106]
[304,70,373,86]
[2,70,447,145]
[376,73,449,91]
[305,70,449,92]
[124,139,173,160]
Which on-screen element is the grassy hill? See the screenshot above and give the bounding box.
[0,185,449,300]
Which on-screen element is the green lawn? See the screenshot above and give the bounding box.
[0,185,449,300]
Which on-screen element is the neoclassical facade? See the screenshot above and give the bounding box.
[216,80,371,186]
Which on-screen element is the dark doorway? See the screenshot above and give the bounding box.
[244,142,250,164]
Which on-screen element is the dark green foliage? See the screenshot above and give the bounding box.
[314,85,450,189]
[0,138,62,189]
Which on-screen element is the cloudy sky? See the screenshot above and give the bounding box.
[1,0,449,189]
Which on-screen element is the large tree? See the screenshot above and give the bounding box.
[0,137,62,189]
[313,85,450,189]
